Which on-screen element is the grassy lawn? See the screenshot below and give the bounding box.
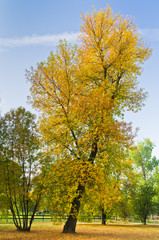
[0,222,159,239]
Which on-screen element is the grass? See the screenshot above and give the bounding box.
[0,222,159,239]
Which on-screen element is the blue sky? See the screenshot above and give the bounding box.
[0,0,159,156]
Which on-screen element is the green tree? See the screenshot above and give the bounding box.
[111,156,137,222]
[133,181,155,225]
[130,139,158,224]
[131,139,158,180]
[27,6,151,233]
[0,107,44,231]
[153,167,159,216]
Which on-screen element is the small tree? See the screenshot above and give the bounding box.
[0,107,43,231]
[133,181,155,225]
[130,139,158,224]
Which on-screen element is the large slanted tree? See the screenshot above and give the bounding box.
[27,6,151,233]
[0,107,43,231]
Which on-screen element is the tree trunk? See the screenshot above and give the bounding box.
[62,215,77,233]
[16,226,30,231]
[143,217,147,225]
[63,141,98,233]
[102,208,106,225]
[63,184,85,233]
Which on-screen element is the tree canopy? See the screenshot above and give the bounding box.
[0,107,43,231]
[26,6,151,233]
[130,139,158,225]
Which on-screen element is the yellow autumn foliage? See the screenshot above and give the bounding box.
[26,6,151,223]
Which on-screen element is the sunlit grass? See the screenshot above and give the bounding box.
[1,222,159,239]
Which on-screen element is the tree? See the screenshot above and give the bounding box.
[0,107,44,231]
[26,6,151,233]
[115,163,138,221]
[82,146,132,225]
[130,139,158,224]
[133,181,155,225]
[99,152,137,224]
[153,166,159,216]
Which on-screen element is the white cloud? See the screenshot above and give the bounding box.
[0,28,158,50]
[0,32,80,48]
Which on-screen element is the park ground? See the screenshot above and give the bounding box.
[1,222,159,240]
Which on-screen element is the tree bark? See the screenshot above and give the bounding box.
[143,217,147,225]
[63,184,85,233]
[63,141,98,233]
[102,208,106,225]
